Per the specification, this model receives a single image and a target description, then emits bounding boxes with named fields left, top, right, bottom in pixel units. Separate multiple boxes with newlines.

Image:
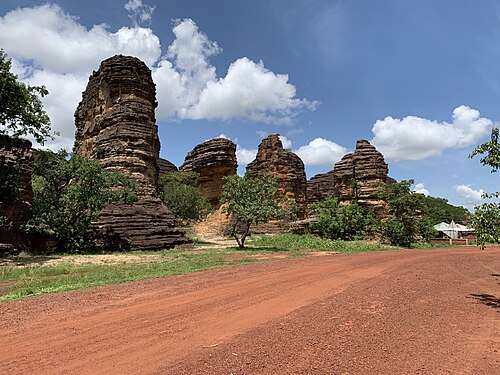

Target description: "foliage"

left=221, top=175, right=286, bottom=248
left=249, top=233, right=388, bottom=253
left=469, top=127, right=500, bottom=247
left=311, top=198, right=375, bottom=240
left=469, top=126, right=499, bottom=173
left=0, top=161, right=19, bottom=226
left=413, top=194, right=470, bottom=224
left=24, top=150, right=136, bottom=253
left=471, top=197, right=500, bottom=247
left=160, top=171, right=212, bottom=223
left=0, top=49, right=53, bottom=145
left=381, top=180, right=436, bottom=247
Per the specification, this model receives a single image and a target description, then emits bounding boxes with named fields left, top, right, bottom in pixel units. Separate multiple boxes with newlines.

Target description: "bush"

left=312, top=198, right=374, bottom=240
left=24, top=150, right=136, bottom=252
left=160, top=171, right=212, bottom=223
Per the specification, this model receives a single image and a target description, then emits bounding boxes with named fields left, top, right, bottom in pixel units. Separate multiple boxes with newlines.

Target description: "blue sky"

left=0, top=0, right=498, bottom=209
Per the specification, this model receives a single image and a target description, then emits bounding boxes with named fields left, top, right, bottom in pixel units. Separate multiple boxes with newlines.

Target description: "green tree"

left=220, top=175, right=286, bottom=248
left=381, top=180, right=436, bottom=247
left=469, top=127, right=500, bottom=248
left=312, top=198, right=375, bottom=240
left=25, top=150, right=136, bottom=252
left=469, top=126, right=499, bottom=173
left=159, top=171, right=212, bottom=223
left=413, top=194, right=470, bottom=225
left=0, top=49, right=53, bottom=145
left=0, top=161, right=19, bottom=226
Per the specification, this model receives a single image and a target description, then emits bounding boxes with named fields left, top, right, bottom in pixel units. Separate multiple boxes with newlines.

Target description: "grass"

left=248, top=233, right=389, bottom=253
left=0, top=243, right=311, bottom=302
left=0, top=247, right=263, bottom=301
left=0, top=233, right=395, bottom=302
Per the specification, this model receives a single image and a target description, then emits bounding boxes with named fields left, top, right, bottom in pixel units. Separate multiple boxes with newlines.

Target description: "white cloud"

left=236, top=147, right=257, bottom=166
left=0, top=4, right=161, bottom=73
left=185, top=57, right=318, bottom=124
left=294, top=138, right=348, bottom=167
left=0, top=5, right=315, bottom=150
left=371, top=106, right=494, bottom=161
left=279, top=135, right=293, bottom=149
left=413, top=183, right=430, bottom=196
left=454, top=185, right=484, bottom=206
left=124, top=0, right=155, bottom=27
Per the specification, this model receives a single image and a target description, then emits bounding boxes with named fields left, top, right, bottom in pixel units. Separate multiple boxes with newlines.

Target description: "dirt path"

left=1, top=247, right=499, bottom=374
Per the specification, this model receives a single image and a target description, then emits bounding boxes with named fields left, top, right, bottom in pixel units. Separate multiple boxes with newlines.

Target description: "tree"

left=381, top=180, right=436, bottom=247
left=159, top=171, right=212, bottom=223
left=469, top=126, right=499, bottom=173
left=24, top=150, right=136, bottom=252
left=413, top=194, right=470, bottom=225
left=312, top=198, right=375, bottom=240
left=469, top=127, right=500, bottom=248
left=220, top=175, right=286, bottom=248
left=0, top=49, right=53, bottom=145
left=0, top=161, right=19, bottom=226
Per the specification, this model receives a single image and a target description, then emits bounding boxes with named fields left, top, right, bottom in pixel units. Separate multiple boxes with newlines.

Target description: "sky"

left=0, top=0, right=498, bottom=210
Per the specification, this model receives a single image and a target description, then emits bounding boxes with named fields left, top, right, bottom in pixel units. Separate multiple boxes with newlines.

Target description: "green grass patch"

left=248, top=233, right=388, bottom=253
left=0, top=247, right=267, bottom=302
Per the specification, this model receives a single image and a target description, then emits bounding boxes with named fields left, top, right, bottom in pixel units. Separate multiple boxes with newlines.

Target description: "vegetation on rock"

left=24, top=150, right=136, bottom=253
left=160, top=171, right=212, bottom=223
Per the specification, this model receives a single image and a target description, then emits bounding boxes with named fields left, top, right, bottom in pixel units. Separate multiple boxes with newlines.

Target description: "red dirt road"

left=1, top=247, right=499, bottom=374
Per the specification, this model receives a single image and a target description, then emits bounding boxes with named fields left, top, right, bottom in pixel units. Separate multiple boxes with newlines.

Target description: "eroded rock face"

left=180, top=138, right=237, bottom=209
left=307, top=170, right=337, bottom=205
left=0, top=135, right=33, bottom=228
left=157, top=158, right=178, bottom=176
left=246, top=134, right=308, bottom=219
left=74, top=55, right=189, bottom=250
left=307, top=140, right=394, bottom=217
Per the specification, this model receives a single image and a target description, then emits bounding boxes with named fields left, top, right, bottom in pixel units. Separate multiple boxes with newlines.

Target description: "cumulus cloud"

left=0, top=5, right=315, bottom=150
left=279, top=135, right=293, bottom=149
left=294, top=138, right=348, bottom=167
left=371, top=106, right=494, bottom=161
left=236, top=147, right=258, bottom=165
left=124, top=0, right=155, bottom=27
left=454, top=185, right=484, bottom=206
left=0, top=4, right=161, bottom=73
left=413, top=183, right=430, bottom=196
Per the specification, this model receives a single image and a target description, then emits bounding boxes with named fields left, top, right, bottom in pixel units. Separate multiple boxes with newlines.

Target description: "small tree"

left=0, top=49, right=53, bottom=145
left=469, top=127, right=500, bottom=248
left=220, top=175, right=286, bottom=248
left=380, top=180, right=436, bottom=247
left=160, top=171, right=212, bottom=223
left=25, top=150, right=136, bottom=252
left=312, top=198, right=374, bottom=240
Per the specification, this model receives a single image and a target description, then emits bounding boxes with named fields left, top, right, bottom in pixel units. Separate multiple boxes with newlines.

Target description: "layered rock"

left=157, top=158, right=178, bottom=176
left=0, top=135, right=33, bottom=228
left=74, top=55, right=189, bottom=250
left=246, top=134, right=308, bottom=219
left=307, top=140, right=394, bottom=217
left=180, top=138, right=237, bottom=209
left=307, top=170, right=337, bottom=205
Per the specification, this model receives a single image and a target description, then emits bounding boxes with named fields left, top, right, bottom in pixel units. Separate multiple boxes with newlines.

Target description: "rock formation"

left=246, top=134, right=308, bottom=219
left=180, top=138, right=237, bottom=209
left=0, top=135, right=33, bottom=228
left=74, top=55, right=190, bottom=250
left=307, top=140, right=394, bottom=217
left=157, top=157, right=178, bottom=176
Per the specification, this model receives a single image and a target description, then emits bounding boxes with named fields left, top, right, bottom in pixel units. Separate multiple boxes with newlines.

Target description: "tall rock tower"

left=74, top=55, right=190, bottom=250
left=246, top=134, right=308, bottom=219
